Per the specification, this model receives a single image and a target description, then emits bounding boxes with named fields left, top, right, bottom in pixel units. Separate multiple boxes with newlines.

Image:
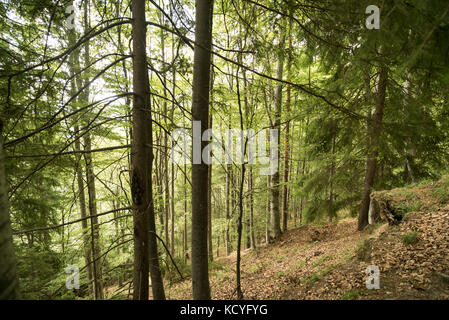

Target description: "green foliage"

left=432, top=175, right=449, bottom=204
left=308, top=274, right=319, bottom=284
left=2, top=0, right=449, bottom=300
left=402, top=232, right=419, bottom=245
left=343, top=290, right=359, bottom=300
left=319, top=264, right=337, bottom=277
left=16, top=245, right=63, bottom=299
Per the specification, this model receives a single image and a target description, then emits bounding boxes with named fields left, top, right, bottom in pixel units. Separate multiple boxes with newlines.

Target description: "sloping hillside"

left=168, top=176, right=449, bottom=300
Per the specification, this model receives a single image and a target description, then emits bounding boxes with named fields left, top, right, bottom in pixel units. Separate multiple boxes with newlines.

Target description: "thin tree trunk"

left=208, top=115, right=213, bottom=261
left=270, top=32, right=285, bottom=241
left=83, top=133, right=104, bottom=299
left=68, top=23, right=94, bottom=292
left=74, top=126, right=94, bottom=290
left=81, top=1, right=103, bottom=299
left=328, top=121, right=336, bottom=221
left=235, top=68, right=246, bottom=300
left=225, top=162, right=231, bottom=255
left=266, top=166, right=270, bottom=243
left=249, top=167, right=256, bottom=248
left=358, top=65, right=388, bottom=231
left=170, top=74, right=176, bottom=257
left=282, top=15, right=292, bottom=232
left=183, top=158, right=188, bottom=263
left=159, top=10, right=171, bottom=254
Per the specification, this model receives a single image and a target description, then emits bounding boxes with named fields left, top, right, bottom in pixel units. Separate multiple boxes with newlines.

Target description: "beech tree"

left=191, top=0, right=214, bottom=300
left=130, top=0, right=165, bottom=300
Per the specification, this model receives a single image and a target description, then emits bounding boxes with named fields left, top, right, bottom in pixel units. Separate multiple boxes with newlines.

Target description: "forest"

left=0, top=0, right=448, bottom=301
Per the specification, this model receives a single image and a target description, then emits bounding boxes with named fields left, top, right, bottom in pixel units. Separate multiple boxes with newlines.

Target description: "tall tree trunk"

left=248, top=167, right=256, bottom=248
left=81, top=0, right=103, bottom=299
left=0, top=122, right=20, bottom=299
left=68, top=23, right=94, bottom=292
left=83, top=133, right=104, bottom=299
left=225, top=163, right=231, bottom=255
left=358, top=65, right=388, bottom=231
left=281, top=24, right=292, bottom=232
left=131, top=0, right=165, bottom=300
left=74, top=126, right=94, bottom=291
left=159, top=9, right=171, bottom=254
left=183, top=158, right=188, bottom=263
left=191, top=0, right=213, bottom=300
left=170, top=64, right=176, bottom=257
left=328, top=121, right=336, bottom=221
left=270, top=33, right=285, bottom=241
left=266, top=169, right=270, bottom=243
left=235, top=64, right=247, bottom=300
left=208, top=115, right=213, bottom=261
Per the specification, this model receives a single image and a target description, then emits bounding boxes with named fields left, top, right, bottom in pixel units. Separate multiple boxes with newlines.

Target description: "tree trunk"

left=358, top=65, right=388, bottom=231
left=249, top=167, right=256, bottom=249
left=270, top=32, right=285, bottom=241
left=0, top=122, right=20, bottom=300
left=170, top=50, right=176, bottom=257
left=266, top=170, right=270, bottom=243
left=81, top=1, right=103, bottom=299
left=160, top=16, right=170, bottom=253
left=68, top=23, right=94, bottom=292
left=235, top=64, right=247, bottom=300
left=183, top=158, right=188, bottom=263
left=74, top=126, right=94, bottom=291
left=83, top=133, right=104, bottom=300
left=208, top=115, right=213, bottom=261
left=282, top=16, right=292, bottom=233
left=131, top=0, right=165, bottom=300
left=225, top=163, right=231, bottom=255
left=191, top=0, right=213, bottom=300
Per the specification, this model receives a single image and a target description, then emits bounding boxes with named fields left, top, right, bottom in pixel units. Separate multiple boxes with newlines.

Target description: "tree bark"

left=74, top=133, right=93, bottom=293
left=281, top=25, right=292, bottom=232
left=248, top=167, right=256, bottom=249
left=191, top=0, right=213, bottom=300
left=225, top=163, right=231, bottom=255
left=270, top=32, right=285, bottom=241
left=68, top=23, right=94, bottom=292
left=208, top=115, right=213, bottom=261
left=83, top=133, right=104, bottom=299
left=81, top=1, right=103, bottom=299
left=358, top=65, right=388, bottom=231
left=0, top=122, right=20, bottom=300
left=131, top=0, right=165, bottom=300
left=183, top=157, right=188, bottom=263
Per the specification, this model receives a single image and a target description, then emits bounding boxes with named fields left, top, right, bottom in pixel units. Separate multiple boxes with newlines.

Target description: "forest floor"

left=165, top=176, right=449, bottom=300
